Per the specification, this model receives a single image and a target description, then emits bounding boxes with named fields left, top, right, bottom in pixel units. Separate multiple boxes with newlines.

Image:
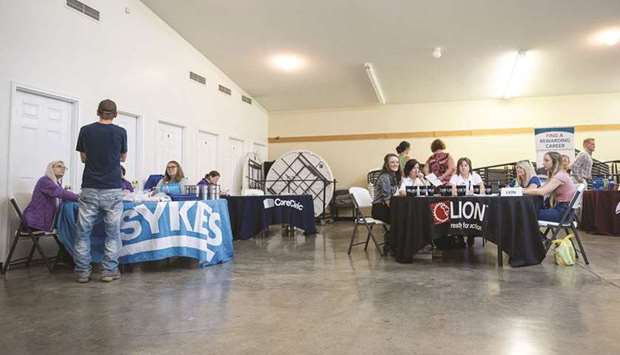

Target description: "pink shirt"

left=553, top=171, right=576, bottom=203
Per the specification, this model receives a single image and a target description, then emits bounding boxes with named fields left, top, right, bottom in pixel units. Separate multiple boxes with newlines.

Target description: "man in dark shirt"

left=74, top=99, right=127, bottom=283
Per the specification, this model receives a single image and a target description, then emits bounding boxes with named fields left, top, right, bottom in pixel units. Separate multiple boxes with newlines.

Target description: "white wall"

left=0, top=0, right=268, bottom=260
left=269, top=93, right=620, bottom=188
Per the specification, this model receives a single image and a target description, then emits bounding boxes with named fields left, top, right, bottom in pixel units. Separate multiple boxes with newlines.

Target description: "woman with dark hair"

left=524, top=151, right=576, bottom=222
left=423, top=139, right=455, bottom=184
left=120, top=165, right=134, bottom=192
left=22, top=161, right=79, bottom=232
left=449, top=157, right=484, bottom=195
left=155, top=160, right=186, bottom=194
left=197, top=170, right=221, bottom=186
left=395, top=141, right=411, bottom=172
left=448, top=157, right=485, bottom=247
left=398, top=159, right=426, bottom=195
left=372, top=154, right=401, bottom=254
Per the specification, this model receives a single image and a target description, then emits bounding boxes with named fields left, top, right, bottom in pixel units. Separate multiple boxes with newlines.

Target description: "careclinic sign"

left=534, top=127, right=575, bottom=168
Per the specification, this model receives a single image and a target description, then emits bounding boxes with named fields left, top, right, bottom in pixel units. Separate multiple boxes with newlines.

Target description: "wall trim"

left=269, top=124, right=620, bottom=143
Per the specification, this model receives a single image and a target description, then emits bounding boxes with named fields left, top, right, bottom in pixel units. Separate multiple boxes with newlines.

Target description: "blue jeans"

left=538, top=202, right=569, bottom=223
left=75, top=188, right=123, bottom=276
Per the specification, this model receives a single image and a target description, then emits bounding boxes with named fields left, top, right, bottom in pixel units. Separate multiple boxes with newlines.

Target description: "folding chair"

left=539, top=183, right=589, bottom=264
left=2, top=198, right=61, bottom=274
left=347, top=187, right=388, bottom=256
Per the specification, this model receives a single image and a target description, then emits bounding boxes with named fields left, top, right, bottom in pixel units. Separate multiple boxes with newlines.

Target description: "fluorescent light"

left=270, top=54, right=305, bottom=72
left=503, top=50, right=527, bottom=99
left=364, top=62, right=386, bottom=104
left=592, top=28, right=620, bottom=46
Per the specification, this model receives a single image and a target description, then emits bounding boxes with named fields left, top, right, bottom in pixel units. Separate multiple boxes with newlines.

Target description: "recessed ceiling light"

left=270, top=54, right=305, bottom=72
left=592, top=28, right=620, bottom=46
left=432, top=47, right=442, bottom=58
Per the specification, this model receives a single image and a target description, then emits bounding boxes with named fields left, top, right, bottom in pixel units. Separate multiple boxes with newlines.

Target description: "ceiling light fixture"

left=364, top=62, right=386, bottom=104
left=432, top=47, right=442, bottom=58
left=270, top=54, right=305, bottom=72
left=503, top=50, right=527, bottom=99
left=592, top=28, right=620, bottom=46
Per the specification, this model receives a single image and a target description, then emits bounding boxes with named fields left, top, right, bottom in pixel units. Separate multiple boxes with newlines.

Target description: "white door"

left=252, top=142, right=268, bottom=162
left=8, top=89, right=75, bottom=259
left=225, top=137, right=245, bottom=194
left=115, top=113, right=138, bottom=181
left=197, top=131, right=218, bottom=179
left=10, top=90, right=74, bottom=197
left=156, top=122, right=184, bottom=176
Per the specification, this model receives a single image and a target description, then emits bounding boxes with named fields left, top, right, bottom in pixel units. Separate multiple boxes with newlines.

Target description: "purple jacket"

left=121, top=179, right=134, bottom=192
left=23, top=176, right=79, bottom=232
left=196, top=178, right=210, bottom=186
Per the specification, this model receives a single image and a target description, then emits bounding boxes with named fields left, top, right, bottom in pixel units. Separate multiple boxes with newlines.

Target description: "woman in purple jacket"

left=22, top=161, right=79, bottom=231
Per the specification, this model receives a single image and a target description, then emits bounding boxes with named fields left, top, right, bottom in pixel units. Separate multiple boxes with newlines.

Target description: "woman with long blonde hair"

left=524, top=152, right=576, bottom=222
left=512, top=160, right=542, bottom=188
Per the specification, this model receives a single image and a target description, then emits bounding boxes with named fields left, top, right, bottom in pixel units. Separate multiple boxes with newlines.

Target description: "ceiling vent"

left=241, top=95, right=252, bottom=105
left=189, top=71, right=206, bottom=85
left=218, top=85, right=232, bottom=96
left=66, top=0, right=100, bottom=21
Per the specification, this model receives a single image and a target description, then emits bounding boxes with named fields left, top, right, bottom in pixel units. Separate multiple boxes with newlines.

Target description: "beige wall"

left=269, top=93, right=620, bottom=188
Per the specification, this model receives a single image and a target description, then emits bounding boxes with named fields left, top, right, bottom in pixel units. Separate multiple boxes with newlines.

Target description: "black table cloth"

left=224, top=195, right=317, bottom=240
left=390, top=195, right=546, bottom=267
left=581, top=191, right=620, bottom=236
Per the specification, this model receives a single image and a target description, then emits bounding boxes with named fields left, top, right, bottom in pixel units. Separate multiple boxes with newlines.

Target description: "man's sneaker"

left=76, top=274, right=91, bottom=283
left=101, top=271, right=121, bottom=282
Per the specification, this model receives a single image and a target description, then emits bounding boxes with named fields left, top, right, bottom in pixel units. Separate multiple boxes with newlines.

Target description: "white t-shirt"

left=449, top=173, right=483, bottom=192
left=399, top=177, right=425, bottom=194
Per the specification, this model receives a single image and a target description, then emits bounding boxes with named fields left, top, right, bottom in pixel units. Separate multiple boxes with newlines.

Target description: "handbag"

left=552, top=234, right=576, bottom=266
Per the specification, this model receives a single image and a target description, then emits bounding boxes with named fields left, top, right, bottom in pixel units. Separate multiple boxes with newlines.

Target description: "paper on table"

left=425, top=173, right=443, bottom=187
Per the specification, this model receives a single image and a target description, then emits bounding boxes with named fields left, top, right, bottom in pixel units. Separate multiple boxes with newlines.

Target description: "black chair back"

left=9, top=198, right=25, bottom=224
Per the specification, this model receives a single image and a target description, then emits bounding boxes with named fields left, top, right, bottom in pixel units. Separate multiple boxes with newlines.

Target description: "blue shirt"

left=512, top=176, right=542, bottom=188
left=160, top=182, right=182, bottom=195
left=76, top=122, right=127, bottom=189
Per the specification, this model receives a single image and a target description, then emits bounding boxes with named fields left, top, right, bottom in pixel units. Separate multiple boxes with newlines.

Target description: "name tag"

left=500, top=187, right=523, bottom=196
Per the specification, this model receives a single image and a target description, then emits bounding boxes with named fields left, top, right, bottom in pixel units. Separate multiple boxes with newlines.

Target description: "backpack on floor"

left=552, top=234, right=576, bottom=266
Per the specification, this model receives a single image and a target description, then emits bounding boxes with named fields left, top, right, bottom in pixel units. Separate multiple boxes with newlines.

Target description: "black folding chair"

left=347, top=187, right=387, bottom=256
left=538, top=183, right=589, bottom=264
left=2, top=198, right=61, bottom=274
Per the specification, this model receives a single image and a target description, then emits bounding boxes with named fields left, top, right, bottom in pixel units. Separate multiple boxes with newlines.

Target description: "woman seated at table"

left=197, top=170, right=220, bottom=186
left=449, top=157, right=484, bottom=195
left=399, top=159, right=426, bottom=195
left=155, top=160, right=186, bottom=195
left=120, top=165, right=134, bottom=192
left=524, top=152, right=576, bottom=222
left=511, top=160, right=542, bottom=188
left=423, top=139, right=455, bottom=185
left=372, top=154, right=401, bottom=254
left=22, top=160, right=79, bottom=232
left=448, top=158, right=484, bottom=248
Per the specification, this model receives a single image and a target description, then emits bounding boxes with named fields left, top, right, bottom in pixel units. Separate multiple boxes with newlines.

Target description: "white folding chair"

left=347, top=187, right=388, bottom=256
left=539, top=183, right=589, bottom=264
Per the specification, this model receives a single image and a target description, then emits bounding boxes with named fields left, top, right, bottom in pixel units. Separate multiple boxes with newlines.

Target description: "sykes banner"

left=430, top=200, right=489, bottom=234
left=534, top=127, right=575, bottom=168
left=119, top=200, right=234, bottom=266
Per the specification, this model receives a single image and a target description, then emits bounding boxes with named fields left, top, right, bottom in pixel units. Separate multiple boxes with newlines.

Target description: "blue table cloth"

left=224, top=195, right=317, bottom=240
left=56, top=200, right=234, bottom=267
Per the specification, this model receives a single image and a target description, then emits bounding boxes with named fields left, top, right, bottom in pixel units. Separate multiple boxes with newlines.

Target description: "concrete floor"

left=1, top=222, right=620, bottom=355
